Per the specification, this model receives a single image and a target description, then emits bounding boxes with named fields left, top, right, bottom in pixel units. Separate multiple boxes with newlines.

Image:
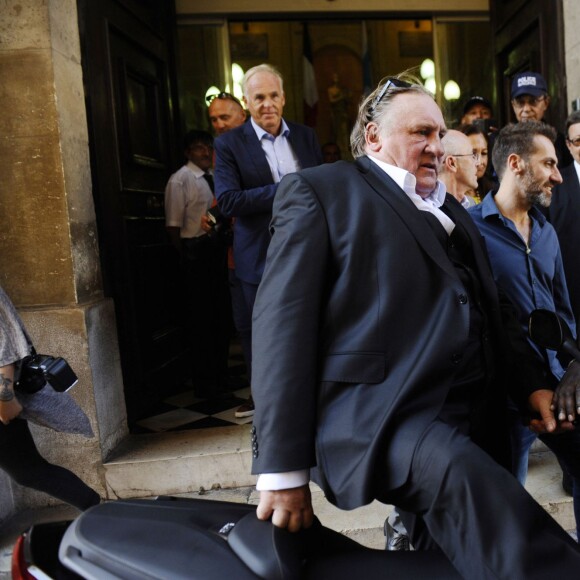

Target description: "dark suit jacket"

left=549, top=163, right=580, bottom=327
left=214, top=120, right=322, bottom=284
left=251, top=157, right=547, bottom=510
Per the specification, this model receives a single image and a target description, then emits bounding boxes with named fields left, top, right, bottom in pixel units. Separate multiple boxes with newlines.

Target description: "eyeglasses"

left=452, top=153, right=480, bottom=162
left=512, top=95, right=546, bottom=108
left=567, top=136, right=580, bottom=147
left=368, top=77, right=413, bottom=115
left=206, top=92, right=243, bottom=107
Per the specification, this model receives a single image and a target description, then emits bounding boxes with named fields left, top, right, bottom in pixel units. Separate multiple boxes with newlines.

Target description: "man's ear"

left=507, top=152, right=523, bottom=175
left=444, top=155, right=457, bottom=173
left=365, top=122, right=381, bottom=152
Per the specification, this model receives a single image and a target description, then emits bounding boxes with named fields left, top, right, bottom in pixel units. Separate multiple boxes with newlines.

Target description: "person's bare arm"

left=0, top=364, right=23, bottom=424
left=256, top=485, right=314, bottom=533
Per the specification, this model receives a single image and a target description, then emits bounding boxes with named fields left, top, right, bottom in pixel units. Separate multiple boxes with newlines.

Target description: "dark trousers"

left=0, top=418, right=100, bottom=511
left=238, top=279, right=259, bottom=381
left=229, top=269, right=252, bottom=380
left=509, top=413, right=580, bottom=538
left=182, top=239, right=231, bottom=392
left=396, top=420, right=580, bottom=579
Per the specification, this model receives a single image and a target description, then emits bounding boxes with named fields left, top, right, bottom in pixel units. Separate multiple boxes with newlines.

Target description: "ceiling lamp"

left=444, top=80, right=461, bottom=101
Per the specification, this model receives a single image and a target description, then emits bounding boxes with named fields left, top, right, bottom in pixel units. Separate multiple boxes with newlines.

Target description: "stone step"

left=102, top=426, right=574, bottom=547
left=103, top=425, right=255, bottom=498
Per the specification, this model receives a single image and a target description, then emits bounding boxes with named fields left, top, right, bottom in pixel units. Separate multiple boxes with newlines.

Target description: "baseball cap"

left=511, top=72, right=548, bottom=99
left=463, top=96, right=493, bottom=115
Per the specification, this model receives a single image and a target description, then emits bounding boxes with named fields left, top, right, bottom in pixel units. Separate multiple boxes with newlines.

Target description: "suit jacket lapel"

left=563, top=164, right=580, bottom=208
left=286, top=123, right=309, bottom=168
left=356, top=156, right=459, bottom=281
left=442, top=194, right=498, bottom=303
left=243, top=122, right=275, bottom=185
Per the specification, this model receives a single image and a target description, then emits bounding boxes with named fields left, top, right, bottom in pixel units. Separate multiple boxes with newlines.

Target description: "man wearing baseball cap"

left=461, top=95, right=494, bottom=125
left=511, top=71, right=573, bottom=167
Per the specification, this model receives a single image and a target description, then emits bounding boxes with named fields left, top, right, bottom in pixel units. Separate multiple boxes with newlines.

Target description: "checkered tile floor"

left=132, top=342, right=252, bottom=434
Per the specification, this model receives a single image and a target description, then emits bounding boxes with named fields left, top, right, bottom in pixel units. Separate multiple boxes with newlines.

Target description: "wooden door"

left=78, top=0, right=188, bottom=424
left=490, top=0, right=567, bottom=128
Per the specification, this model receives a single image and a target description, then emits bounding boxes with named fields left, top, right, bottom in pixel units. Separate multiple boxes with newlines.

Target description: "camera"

left=16, top=354, right=79, bottom=394
left=473, top=118, right=498, bottom=134
left=206, top=206, right=233, bottom=244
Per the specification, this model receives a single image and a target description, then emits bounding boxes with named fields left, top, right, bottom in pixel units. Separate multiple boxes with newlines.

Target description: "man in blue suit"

left=214, top=64, right=322, bottom=417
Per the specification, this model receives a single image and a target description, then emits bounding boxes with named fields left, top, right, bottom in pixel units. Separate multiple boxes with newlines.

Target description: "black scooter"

left=12, top=495, right=461, bottom=579
left=11, top=309, right=577, bottom=580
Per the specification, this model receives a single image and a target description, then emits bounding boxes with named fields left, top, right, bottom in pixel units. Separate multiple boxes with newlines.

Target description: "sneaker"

left=384, top=518, right=411, bottom=551
left=235, top=397, right=254, bottom=418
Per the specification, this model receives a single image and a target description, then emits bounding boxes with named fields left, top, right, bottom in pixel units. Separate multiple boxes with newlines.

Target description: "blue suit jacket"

left=214, top=120, right=322, bottom=284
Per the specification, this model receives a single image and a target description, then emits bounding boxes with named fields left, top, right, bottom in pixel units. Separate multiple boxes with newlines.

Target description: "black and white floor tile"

left=132, top=343, right=252, bottom=433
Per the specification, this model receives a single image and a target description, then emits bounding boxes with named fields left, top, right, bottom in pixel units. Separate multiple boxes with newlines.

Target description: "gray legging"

left=0, top=417, right=100, bottom=511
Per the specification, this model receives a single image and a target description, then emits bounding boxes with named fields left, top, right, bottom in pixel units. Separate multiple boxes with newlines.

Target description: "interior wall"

left=564, top=0, right=580, bottom=112
left=176, top=0, right=489, bottom=16
left=178, top=18, right=438, bottom=151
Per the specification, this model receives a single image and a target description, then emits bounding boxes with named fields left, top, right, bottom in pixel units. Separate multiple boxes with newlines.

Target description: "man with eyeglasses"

left=207, top=92, right=247, bottom=136
left=468, top=122, right=580, bottom=541
left=249, top=74, right=580, bottom=577
left=439, top=130, right=480, bottom=208
left=549, top=110, right=580, bottom=331
left=165, top=130, right=231, bottom=399
left=214, top=64, right=322, bottom=418
left=511, top=71, right=573, bottom=168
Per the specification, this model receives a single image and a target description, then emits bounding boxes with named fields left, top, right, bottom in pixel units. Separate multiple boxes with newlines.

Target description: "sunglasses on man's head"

left=369, top=77, right=413, bottom=115
left=206, top=92, right=243, bottom=107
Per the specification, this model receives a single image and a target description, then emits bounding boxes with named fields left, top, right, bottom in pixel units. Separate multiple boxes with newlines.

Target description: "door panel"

left=490, top=0, right=566, bottom=128
left=79, top=0, right=189, bottom=424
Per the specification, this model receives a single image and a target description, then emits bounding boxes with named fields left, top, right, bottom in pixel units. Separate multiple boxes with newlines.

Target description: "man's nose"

left=429, top=136, right=445, bottom=157
left=552, top=166, right=563, bottom=184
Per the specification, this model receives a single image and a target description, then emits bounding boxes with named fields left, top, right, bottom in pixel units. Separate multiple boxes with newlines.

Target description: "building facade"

left=1, top=0, right=578, bottom=522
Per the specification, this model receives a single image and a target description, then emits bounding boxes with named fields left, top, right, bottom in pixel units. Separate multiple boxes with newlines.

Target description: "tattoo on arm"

left=0, top=373, right=15, bottom=402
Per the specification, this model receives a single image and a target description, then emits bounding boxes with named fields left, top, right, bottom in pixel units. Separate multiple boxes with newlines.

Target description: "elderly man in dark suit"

left=250, top=75, right=580, bottom=578
left=550, top=110, right=580, bottom=330
left=214, top=63, right=322, bottom=417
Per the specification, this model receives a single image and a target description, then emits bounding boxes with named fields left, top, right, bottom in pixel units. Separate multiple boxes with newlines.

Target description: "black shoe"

left=384, top=518, right=410, bottom=551
left=234, top=396, right=254, bottom=418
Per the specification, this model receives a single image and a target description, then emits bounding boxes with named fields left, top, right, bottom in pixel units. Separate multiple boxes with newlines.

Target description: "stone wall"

left=0, top=0, right=127, bottom=523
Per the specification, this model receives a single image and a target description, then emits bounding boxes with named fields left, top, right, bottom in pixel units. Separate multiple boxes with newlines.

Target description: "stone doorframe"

left=0, top=0, right=126, bottom=521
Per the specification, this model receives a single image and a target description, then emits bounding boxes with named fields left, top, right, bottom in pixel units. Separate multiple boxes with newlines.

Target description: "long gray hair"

left=350, top=72, right=434, bottom=158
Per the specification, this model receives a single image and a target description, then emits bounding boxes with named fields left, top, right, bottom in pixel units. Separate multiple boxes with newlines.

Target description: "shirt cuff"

left=256, top=470, right=309, bottom=491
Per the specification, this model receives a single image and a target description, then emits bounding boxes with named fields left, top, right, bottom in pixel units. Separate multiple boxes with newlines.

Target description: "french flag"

left=303, top=23, right=318, bottom=127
